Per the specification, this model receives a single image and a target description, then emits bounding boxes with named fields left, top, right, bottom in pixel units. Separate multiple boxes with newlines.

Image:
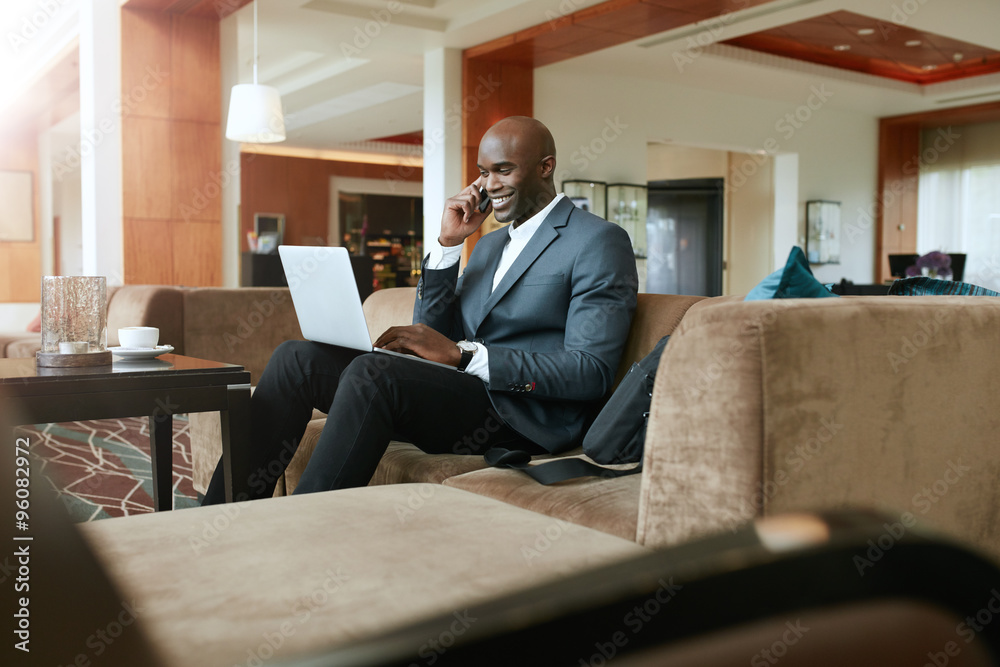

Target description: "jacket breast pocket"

left=522, top=273, right=565, bottom=286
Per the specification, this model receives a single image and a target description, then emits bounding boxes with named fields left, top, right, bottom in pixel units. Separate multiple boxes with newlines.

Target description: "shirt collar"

left=508, top=193, right=565, bottom=241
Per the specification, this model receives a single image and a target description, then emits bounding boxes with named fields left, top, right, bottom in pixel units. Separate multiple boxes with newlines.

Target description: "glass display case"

left=806, top=200, right=841, bottom=264
left=607, top=183, right=648, bottom=259
left=561, top=180, right=606, bottom=220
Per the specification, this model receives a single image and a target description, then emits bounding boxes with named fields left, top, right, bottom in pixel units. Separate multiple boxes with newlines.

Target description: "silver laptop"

left=278, top=245, right=455, bottom=370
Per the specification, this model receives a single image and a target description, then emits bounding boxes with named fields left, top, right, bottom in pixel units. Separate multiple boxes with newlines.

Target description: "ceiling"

left=3, top=0, right=1000, bottom=151
left=237, top=0, right=1000, bottom=150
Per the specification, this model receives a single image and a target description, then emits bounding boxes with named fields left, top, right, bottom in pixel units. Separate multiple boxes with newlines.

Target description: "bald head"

left=477, top=116, right=558, bottom=226
left=482, top=116, right=556, bottom=162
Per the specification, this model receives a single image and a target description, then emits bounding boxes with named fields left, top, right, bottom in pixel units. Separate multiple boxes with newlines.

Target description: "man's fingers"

left=373, top=325, right=402, bottom=349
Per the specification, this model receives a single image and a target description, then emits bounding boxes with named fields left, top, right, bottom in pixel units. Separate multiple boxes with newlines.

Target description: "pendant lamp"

left=225, top=0, right=286, bottom=143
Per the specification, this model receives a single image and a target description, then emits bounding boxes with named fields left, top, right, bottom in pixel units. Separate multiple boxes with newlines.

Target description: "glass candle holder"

left=37, top=276, right=112, bottom=367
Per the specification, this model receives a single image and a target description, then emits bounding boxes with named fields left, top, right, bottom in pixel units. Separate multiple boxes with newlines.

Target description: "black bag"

left=484, top=335, right=670, bottom=484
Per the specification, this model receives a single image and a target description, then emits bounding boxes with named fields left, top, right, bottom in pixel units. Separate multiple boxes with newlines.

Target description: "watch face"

left=457, top=341, right=477, bottom=353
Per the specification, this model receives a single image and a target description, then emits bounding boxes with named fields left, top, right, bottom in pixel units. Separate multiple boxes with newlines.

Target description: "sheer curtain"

left=918, top=122, right=1000, bottom=291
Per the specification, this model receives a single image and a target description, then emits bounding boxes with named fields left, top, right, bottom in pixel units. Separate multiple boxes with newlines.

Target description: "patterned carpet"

left=18, top=416, right=201, bottom=522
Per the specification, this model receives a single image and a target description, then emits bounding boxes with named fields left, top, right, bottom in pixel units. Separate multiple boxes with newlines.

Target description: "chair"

left=888, top=253, right=920, bottom=278
left=889, top=253, right=967, bottom=282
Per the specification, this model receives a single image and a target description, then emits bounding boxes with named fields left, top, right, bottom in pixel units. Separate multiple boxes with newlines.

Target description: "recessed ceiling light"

left=906, top=40, right=922, bottom=47
left=857, top=28, right=875, bottom=36
left=953, top=52, right=964, bottom=62
left=833, top=44, right=851, bottom=51
left=922, top=64, right=937, bottom=70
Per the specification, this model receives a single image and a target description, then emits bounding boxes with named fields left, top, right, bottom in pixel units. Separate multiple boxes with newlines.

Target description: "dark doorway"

left=646, top=178, right=724, bottom=297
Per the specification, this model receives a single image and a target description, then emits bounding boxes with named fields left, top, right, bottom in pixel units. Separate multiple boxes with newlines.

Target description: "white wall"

left=535, top=67, right=880, bottom=289
left=54, top=169, right=83, bottom=277
left=220, top=11, right=241, bottom=287
left=647, top=144, right=726, bottom=181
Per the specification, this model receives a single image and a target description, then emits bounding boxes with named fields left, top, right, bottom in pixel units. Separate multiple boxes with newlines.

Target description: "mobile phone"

left=477, top=187, right=491, bottom=213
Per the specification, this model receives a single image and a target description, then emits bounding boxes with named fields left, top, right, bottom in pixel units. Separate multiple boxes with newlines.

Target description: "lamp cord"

left=252, top=0, right=258, bottom=85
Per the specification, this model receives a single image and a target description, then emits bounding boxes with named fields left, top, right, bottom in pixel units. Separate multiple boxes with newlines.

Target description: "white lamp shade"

left=226, top=83, right=286, bottom=143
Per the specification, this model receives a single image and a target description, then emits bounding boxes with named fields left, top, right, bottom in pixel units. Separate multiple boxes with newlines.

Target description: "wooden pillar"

left=0, top=130, right=42, bottom=301
left=875, top=120, right=920, bottom=282
left=460, top=56, right=533, bottom=256
left=121, top=8, right=222, bottom=285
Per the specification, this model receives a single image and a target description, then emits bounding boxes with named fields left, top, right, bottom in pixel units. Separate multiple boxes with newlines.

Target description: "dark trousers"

left=202, top=340, right=535, bottom=504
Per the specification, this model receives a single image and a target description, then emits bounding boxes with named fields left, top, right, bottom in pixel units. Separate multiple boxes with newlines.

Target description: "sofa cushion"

left=80, top=485, right=646, bottom=667
left=282, top=419, right=491, bottom=492
left=1, top=333, right=40, bottom=358
left=745, top=246, right=838, bottom=301
left=444, top=454, right=642, bottom=541
left=888, top=276, right=1000, bottom=296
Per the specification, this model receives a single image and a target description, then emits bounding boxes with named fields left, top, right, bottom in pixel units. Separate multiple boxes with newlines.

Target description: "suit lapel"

left=472, top=197, right=573, bottom=333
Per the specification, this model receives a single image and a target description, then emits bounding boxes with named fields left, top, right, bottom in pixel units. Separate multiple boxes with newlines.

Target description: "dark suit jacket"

left=413, top=196, right=638, bottom=453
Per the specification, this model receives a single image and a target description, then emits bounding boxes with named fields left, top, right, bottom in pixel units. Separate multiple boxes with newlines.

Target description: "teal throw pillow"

left=888, top=276, right=1000, bottom=297
left=745, top=247, right=839, bottom=301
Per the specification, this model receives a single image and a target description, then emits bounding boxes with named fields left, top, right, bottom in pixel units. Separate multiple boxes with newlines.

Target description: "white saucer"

left=109, top=345, right=174, bottom=360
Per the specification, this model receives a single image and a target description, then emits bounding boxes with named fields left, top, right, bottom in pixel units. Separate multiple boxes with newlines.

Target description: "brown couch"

left=69, top=288, right=1000, bottom=667
left=188, top=287, right=705, bottom=519
left=190, top=288, right=1000, bottom=558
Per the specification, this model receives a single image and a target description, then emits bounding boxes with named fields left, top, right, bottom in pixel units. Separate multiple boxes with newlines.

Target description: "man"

left=202, top=116, right=637, bottom=504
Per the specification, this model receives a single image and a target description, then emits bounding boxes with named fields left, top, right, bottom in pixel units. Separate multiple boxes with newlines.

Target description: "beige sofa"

left=194, top=288, right=1000, bottom=556
left=68, top=288, right=1000, bottom=666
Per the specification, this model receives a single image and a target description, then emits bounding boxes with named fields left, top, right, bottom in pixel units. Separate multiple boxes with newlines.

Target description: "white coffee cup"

left=118, top=326, right=159, bottom=349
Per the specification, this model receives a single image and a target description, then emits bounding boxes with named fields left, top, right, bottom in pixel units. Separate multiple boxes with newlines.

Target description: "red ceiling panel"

left=467, top=0, right=778, bottom=69
left=723, top=10, right=1000, bottom=85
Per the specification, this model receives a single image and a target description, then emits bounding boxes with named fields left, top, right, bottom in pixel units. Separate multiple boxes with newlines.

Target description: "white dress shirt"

left=426, top=193, right=566, bottom=383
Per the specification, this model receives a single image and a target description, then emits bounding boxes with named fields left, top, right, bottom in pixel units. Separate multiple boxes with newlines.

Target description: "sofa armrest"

left=638, top=296, right=1000, bottom=561
left=362, top=287, right=417, bottom=339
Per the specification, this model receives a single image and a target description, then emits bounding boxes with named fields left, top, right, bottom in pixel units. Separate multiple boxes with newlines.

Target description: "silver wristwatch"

left=456, top=340, right=477, bottom=372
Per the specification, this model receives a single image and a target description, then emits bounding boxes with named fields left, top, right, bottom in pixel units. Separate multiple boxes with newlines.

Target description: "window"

left=917, top=121, right=1000, bottom=290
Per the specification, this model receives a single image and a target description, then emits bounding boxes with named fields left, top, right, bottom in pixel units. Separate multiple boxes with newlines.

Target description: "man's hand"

left=439, top=181, right=491, bottom=248
left=374, top=324, right=463, bottom=367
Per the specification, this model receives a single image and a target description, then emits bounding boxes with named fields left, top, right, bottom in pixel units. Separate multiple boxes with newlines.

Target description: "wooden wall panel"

left=121, top=8, right=172, bottom=119
left=239, top=153, right=423, bottom=253
left=0, top=130, right=42, bottom=302
left=173, top=220, right=221, bottom=285
left=285, top=158, right=332, bottom=246
left=460, top=57, right=533, bottom=254
left=8, top=244, right=41, bottom=300
left=170, top=14, right=220, bottom=122
left=124, top=218, right=173, bottom=284
left=171, top=120, right=222, bottom=221
left=122, top=7, right=222, bottom=285
left=0, top=247, right=12, bottom=301
left=123, top=117, right=172, bottom=219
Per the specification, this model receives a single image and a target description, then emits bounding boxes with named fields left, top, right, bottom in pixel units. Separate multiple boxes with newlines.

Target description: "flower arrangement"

left=906, top=251, right=953, bottom=279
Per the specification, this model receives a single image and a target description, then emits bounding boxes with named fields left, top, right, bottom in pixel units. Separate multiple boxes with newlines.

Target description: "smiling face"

left=477, top=117, right=557, bottom=227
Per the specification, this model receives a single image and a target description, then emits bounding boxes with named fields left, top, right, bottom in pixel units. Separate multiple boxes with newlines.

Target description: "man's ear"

left=538, top=155, right=556, bottom=179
